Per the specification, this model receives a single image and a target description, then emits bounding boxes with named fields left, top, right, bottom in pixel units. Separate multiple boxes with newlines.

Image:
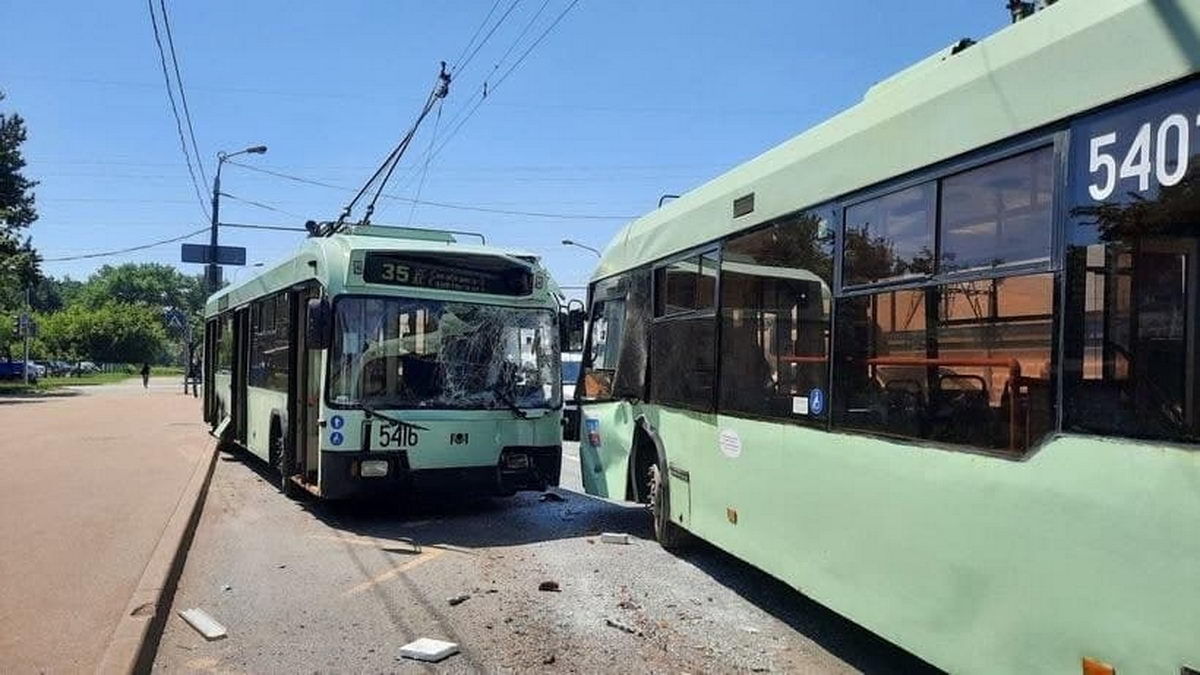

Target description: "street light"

left=209, top=145, right=268, bottom=292
left=562, top=239, right=601, bottom=258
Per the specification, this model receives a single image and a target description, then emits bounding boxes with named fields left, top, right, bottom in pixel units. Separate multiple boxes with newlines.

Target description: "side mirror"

left=306, top=297, right=332, bottom=350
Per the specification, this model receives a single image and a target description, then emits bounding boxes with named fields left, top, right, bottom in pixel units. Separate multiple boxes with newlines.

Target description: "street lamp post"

left=561, top=239, right=601, bottom=258
left=209, top=145, right=268, bottom=292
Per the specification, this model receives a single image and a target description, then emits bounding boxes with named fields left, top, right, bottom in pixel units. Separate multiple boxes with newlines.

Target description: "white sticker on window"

left=718, top=428, right=742, bottom=458
left=792, top=396, right=809, bottom=415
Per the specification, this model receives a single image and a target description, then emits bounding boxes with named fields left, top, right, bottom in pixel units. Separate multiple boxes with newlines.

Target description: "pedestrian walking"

left=140, top=362, right=151, bottom=389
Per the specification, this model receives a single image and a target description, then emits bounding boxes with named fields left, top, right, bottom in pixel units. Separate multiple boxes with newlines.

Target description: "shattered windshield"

left=328, top=297, right=560, bottom=410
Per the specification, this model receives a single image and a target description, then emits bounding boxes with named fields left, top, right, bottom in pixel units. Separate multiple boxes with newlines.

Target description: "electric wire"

left=146, top=0, right=209, bottom=219
left=226, top=159, right=634, bottom=220
left=454, top=0, right=523, bottom=78
left=42, top=226, right=209, bottom=262
left=451, top=0, right=503, bottom=71
left=404, top=100, right=444, bottom=226
left=394, top=0, right=581, bottom=195
left=157, top=0, right=209, bottom=189
left=218, top=192, right=307, bottom=219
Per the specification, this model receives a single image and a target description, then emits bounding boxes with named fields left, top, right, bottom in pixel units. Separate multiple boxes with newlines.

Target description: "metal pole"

left=22, top=286, right=30, bottom=385
left=208, top=156, right=223, bottom=293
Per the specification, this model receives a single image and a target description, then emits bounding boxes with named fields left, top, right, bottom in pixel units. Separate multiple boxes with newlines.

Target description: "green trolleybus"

left=576, top=2, right=1200, bottom=673
left=203, top=225, right=566, bottom=499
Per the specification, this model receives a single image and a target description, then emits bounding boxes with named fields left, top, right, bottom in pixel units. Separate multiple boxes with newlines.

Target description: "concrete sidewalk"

left=0, top=377, right=212, bottom=673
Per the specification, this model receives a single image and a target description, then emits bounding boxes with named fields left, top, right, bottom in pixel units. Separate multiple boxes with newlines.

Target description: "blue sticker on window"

left=330, top=415, right=344, bottom=430
left=330, top=431, right=344, bottom=446
left=809, top=388, right=825, bottom=415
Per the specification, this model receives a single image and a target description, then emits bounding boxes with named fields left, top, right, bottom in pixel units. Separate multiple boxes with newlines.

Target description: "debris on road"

left=538, top=492, right=566, bottom=502
left=221, top=584, right=232, bottom=592
left=543, top=654, right=557, bottom=664
left=538, top=580, right=561, bottom=592
left=178, top=608, right=227, bottom=641
left=399, top=637, right=459, bottom=663
left=447, top=593, right=471, bottom=606
left=741, top=625, right=760, bottom=634
left=600, top=532, right=631, bottom=545
left=604, top=617, right=643, bottom=636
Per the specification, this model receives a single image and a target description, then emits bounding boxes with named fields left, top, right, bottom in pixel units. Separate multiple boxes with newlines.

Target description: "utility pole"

left=208, top=145, right=268, bottom=293
left=22, top=285, right=30, bottom=386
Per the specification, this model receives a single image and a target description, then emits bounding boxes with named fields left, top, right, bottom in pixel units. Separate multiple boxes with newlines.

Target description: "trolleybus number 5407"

left=1088, top=111, right=1198, bottom=200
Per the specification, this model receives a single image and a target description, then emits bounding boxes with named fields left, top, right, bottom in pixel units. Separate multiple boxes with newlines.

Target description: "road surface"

left=0, top=377, right=210, bottom=673
left=154, top=441, right=937, bottom=672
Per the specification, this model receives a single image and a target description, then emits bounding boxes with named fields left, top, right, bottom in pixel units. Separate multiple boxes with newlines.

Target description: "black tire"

left=272, top=424, right=304, bottom=500
left=647, top=462, right=688, bottom=550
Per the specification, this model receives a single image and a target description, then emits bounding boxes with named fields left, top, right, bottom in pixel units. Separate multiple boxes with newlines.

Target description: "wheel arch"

left=626, top=415, right=665, bottom=504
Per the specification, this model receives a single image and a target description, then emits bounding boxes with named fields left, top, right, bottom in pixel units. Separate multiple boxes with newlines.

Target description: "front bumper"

left=319, top=445, right=562, bottom=499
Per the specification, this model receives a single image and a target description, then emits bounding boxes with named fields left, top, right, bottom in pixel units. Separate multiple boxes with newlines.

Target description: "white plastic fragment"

left=399, top=637, right=459, bottom=663
left=600, top=532, right=631, bottom=545
left=178, top=608, right=227, bottom=640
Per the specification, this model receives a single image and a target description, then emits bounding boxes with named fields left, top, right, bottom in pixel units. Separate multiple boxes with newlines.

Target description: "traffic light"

left=10, top=314, right=20, bottom=336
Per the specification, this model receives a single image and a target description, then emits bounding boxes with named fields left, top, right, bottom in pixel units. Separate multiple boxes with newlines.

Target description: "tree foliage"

left=0, top=91, right=40, bottom=306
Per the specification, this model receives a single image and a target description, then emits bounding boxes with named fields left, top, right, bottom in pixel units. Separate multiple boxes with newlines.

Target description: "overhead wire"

left=218, top=192, right=307, bottom=219
left=404, top=100, right=445, bottom=226
left=226, top=158, right=638, bottom=219
left=392, top=0, right=581, bottom=196
left=146, top=0, right=209, bottom=219
left=453, top=0, right=523, bottom=78
left=451, top=0, right=504, bottom=71
left=157, top=0, right=209, bottom=189
left=42, top=226, right=209, bottom=262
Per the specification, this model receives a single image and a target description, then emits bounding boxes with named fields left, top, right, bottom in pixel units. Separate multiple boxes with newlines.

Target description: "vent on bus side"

left=733, top=193, right=755, bottom=218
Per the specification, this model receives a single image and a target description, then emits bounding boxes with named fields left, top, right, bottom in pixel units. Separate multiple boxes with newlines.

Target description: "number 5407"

left=1088, top=113, right=1195, bottom=201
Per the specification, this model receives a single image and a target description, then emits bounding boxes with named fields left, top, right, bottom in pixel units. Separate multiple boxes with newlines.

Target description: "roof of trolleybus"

left=204, top=225, right=558, bottom=317
left=592, top=0, right=1200, bottom=280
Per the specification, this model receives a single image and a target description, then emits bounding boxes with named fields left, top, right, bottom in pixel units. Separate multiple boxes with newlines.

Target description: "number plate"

left=371, top=421, right=422, bottom=449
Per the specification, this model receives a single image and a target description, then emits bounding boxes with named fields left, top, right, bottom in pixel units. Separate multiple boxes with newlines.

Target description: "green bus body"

left=204, top=225, right=563, bottom=499
left=579, top=2, right=1200, bottom=673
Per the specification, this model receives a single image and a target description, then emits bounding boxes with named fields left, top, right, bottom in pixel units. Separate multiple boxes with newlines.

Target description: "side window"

left=650, top=248, right=719, bottom=412
left=719, top=210, right=833, bottom=422
left=248, top=292, right=291, bottom=392
left=581, top=277, right=626, bottom=401
left=1063, top=79, right=1200, bottom=442
left=939, top=146, right=1053, bottom=273
left=655, top=251, right=718, bottom=316
left=843, top=183, right=936, bottom=286
left=832, top=274, right=1055, bottom=454
left=217, top=314, right=233, bottom=373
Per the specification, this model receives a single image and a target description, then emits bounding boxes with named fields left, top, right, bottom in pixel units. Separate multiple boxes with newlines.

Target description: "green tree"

left=0, top=91, right=40, bottom=309
left=37, top=303, right=167, bottom=364
left=78, top=263, right=206, bottom=314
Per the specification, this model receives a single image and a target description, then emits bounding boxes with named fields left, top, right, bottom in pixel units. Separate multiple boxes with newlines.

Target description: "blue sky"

left=2, top=1, right=1009, bottom=295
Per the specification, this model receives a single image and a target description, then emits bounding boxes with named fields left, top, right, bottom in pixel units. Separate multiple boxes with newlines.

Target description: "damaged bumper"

left=319, top=445, right=562, bottom=499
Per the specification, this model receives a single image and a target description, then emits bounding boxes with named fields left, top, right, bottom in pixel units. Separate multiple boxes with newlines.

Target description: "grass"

left=0, top=371, right=135, bottom=396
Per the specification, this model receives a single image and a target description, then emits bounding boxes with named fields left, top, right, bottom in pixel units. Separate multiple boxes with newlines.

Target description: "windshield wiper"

left=359, top=401, right=410, bottom=426
left=493, top=386, right=529, bottom=419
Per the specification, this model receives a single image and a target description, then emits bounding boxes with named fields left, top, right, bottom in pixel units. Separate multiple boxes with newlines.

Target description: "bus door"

left=290, top=286, right=323, bottom=484
left=231, top=306, right=250, bottom=445
left=1133, top=237, right=1198, bottom=431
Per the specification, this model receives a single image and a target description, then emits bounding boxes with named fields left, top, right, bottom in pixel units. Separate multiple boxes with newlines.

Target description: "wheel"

left=647, top=462, right=688, bottom=550
left=272, top=425, right=304, bottom=500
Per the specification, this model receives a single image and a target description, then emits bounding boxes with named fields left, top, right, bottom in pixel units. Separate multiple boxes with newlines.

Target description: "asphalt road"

left=0, top=378, right=210, bottom=673
left=154, top=442, right=938, bottom=673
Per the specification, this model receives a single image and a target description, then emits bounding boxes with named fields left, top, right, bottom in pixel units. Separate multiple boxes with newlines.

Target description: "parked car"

left=72, top=361, right=100, bottom=376
left=0, top=360, right=38, bottom=383
left=561, top=351, right=582, bottom=441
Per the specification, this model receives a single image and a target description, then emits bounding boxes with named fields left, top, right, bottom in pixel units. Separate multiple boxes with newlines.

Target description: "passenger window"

left=719, top=210, right=833, bottom=421
left=939, top=146, right=1053, bottom=273
left=1063, top=81, right=1200, bottom=442
left=833, top=273, right=1055, bottom=454
left=843, top=183, right=936, bottom=286
left=655, top=251, right=718, bottom=316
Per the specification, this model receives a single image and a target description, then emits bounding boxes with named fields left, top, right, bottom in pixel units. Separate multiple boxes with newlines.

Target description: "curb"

left=95, top=439, right=220, bottom=675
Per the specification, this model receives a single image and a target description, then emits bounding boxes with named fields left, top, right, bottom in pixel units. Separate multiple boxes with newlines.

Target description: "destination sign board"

left=362, top=252, right=532, bottom=296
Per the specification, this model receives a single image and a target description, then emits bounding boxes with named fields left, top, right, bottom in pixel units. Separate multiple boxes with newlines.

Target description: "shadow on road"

left=0, top=389, right=81, bottom=404
left=217, top=445, right=939, bottom=673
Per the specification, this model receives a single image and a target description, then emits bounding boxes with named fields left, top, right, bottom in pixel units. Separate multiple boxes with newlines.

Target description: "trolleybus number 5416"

left=1088, top=111, right=1198, bottom=200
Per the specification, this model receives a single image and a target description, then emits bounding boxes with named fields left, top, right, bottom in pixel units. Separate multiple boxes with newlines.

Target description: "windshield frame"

left=323, top=293, right=562, bottom=413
